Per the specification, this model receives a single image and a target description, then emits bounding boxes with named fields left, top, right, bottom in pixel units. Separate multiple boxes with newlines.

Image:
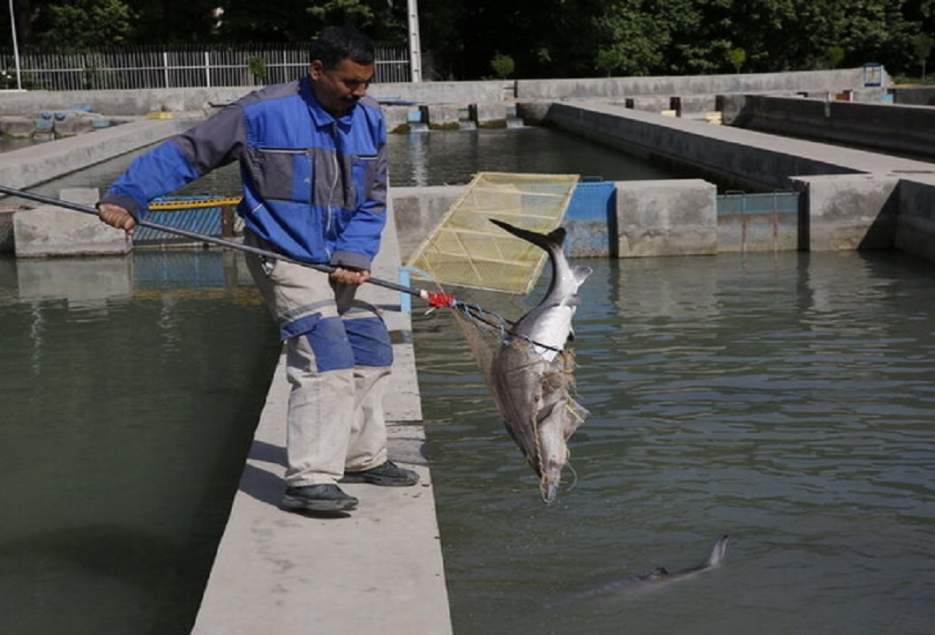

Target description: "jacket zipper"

left=256, top=147, right=307, bottom=154
left=327, top=123, right=339, bottom=237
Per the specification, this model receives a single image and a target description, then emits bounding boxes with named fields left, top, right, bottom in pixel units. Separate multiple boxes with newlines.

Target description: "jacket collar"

left=300, top=75, right=355, bottom=129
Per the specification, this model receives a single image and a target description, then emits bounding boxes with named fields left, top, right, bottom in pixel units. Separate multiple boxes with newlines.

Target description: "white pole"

left=8, top=0, right=22, bottom=90
left=406, top=0, right=422, bottom=82
left=204, top=51, right=210, bottom=87
left=163, top=50, right=169, bottom=88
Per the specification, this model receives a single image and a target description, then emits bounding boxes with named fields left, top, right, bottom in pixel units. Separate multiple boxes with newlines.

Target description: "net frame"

left=406, top=171, right=579, bottom=295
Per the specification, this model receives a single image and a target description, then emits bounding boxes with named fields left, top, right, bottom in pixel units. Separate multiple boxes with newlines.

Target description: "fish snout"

left=539, top=465, right=563, bottom=504
left=540, top=481, right=559, bottom=505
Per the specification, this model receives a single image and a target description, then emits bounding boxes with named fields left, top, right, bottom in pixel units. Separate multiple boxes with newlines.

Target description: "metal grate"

left=133, top=199, right=224, bottom=243
left=717, top=191, right=799, bottom=216
left=0, top=44, right=410, bottom=91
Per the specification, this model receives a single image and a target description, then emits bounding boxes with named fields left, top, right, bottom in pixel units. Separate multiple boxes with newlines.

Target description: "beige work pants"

left=245, top=232, right=391, bottom=487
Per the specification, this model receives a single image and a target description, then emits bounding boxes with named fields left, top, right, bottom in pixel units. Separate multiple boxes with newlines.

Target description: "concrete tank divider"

left=0, top=117, right=191, bottom=191
left=545, top=101, right=859, bottom=191
left=0, top=207, right=17, bottom=252
left=616, top=179, right=717, bottom=257
left=391, top=179, right=719, bottom=261
left=894, top=175, right=935, bottom=262
left=422, top=104, right=460, bottom=129
left=731, top=95, right=935, bottom=159
left=0, top=115, right=37, bottom=137
left=471, top=103, right=507, bottom=127
left=13, top=187, right=131, bottom=257
left=516, top=67, right=878, bottom=101
left=790, top=173, right=900, bottom=252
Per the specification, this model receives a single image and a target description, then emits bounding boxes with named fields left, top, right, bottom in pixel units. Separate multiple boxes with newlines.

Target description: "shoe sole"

left=339, top=475, right=419, bottom=487
left=280, top=495, right=358, bottom=512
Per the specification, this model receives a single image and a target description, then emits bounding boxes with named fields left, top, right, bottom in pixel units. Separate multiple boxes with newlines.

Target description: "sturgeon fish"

left=488, top=218, right=591, bottom=504
left=548, top=535, right=730, bottom=607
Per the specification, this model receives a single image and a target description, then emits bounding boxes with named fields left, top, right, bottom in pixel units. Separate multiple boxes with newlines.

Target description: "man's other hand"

left=97, top=203, right=137, bottom=233
left=330, top=267, right=371, bottom=286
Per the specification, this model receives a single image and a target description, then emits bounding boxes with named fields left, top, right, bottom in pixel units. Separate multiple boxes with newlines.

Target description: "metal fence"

left=0, top=44, right=410, bottom=91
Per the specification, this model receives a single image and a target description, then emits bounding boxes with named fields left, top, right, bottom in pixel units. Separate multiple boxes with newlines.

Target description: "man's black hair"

left=310, top=26, right=375, bottom=69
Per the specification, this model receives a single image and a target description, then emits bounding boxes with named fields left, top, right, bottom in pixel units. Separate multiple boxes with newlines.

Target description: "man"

left=98, top=26, right=418, bottom=514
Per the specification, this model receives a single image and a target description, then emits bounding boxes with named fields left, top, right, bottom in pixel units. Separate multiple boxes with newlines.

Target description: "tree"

left=728, top=47, right=746, bottom=73
left=214, top=0, right=405, bottom=46
left=490, top=53, right=515, bottom=78
left=45, top=0, right=134, bottom=49
left=912, top=32, right=934, bottom=78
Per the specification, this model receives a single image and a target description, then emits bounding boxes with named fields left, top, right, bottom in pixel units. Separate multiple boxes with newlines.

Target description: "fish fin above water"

left=490, top=218, right=566, bottom=249
left=706, top=534, right=729, bottom=568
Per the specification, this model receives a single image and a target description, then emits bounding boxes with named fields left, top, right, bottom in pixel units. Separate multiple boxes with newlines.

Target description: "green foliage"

left=4, top=0, right=935, bottom=80
left=912, top=32, right=935, bottom=63
left=306, top=0, right=375, bottom=26
left=911, top=32, right=934, bottom=78
left=820, top=45, right=846, bottom=69
left=490, top=53, right=515, bottom=79
left=248, top=56, right=268, bottom=82
left=45, top=0, right=134, bottom=49
left=728, top=47, right=746, bottom=73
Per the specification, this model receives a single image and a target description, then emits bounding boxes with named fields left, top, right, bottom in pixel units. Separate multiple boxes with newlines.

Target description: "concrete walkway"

left=0, top=117, right=191, bottom=191
left=546, top=100, right=935, bottom=191
left=192, top=205, right=452, bottom=634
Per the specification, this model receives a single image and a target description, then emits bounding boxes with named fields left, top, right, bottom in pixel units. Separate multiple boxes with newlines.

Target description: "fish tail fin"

left=706, top=534, right=729, bottom=568
left=490, top=218, right=566, bottom=250
left=573, top=265, right=592, bottom=286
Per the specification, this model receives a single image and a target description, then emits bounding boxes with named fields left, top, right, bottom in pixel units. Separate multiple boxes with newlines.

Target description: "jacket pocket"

left=351, top=154, right=379, bottom=209
left=249, top=147, right=313, bottom=202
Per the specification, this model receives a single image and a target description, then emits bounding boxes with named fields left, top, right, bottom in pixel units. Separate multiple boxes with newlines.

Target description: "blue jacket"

left=102, top=76, right=388, bottom=270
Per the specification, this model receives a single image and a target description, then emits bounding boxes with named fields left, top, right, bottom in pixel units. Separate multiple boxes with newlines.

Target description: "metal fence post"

left=163, top=51, right=169, bottom=88
left=204, top=51, right=210, bottom=87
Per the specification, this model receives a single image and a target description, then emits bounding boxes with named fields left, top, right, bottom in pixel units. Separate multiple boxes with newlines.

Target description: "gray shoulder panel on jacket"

left=173, top=105, right=246, bottom=175
left=236, top=80, right=302, bottom=108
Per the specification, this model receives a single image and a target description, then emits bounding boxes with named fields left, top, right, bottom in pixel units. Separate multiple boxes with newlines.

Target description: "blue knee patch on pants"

left=343, top=316, right=394, bottom=367
left=296, top=315, right=355, bottom=372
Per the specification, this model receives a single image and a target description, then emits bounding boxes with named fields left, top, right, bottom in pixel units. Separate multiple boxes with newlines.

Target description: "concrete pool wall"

left=0, top=67, right=883, bottom=133
left=723, top=94, right=935, bottom=159
left=531, top=101, right=935, bottom=263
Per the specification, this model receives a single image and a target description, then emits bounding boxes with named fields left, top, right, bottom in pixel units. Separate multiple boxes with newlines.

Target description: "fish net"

left=407, top=172, right=586, bottom=500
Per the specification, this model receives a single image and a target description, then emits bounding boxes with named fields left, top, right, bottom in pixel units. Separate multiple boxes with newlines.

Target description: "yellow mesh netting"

left=406, top=172, right=579, bottom=294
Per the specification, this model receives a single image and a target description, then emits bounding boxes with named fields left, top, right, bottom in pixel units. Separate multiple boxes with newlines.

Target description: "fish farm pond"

left=416, top=250, right=935, bottom=634
left=2, top=248, right=934, bottom=633
left=1, top=126, right=934, bottom=633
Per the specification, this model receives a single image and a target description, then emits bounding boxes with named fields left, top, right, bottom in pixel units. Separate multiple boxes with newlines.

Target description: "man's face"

left=308, top=58, right=374, bottom=117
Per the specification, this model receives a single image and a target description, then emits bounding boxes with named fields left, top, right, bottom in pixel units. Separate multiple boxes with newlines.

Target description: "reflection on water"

left=385, top=127, right=683, bottom=186
left=416, top=250, right=935, bottom=635
left=0, top=253, right=279, bottom=634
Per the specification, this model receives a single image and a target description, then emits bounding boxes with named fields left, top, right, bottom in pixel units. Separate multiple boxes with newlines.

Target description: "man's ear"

left=308, top=60, right=324, bottom=80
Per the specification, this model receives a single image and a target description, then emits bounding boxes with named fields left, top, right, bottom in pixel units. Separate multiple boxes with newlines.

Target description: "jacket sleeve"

left=330, top=116, right=388, bottom=270
left=100, top=105, right=246, bottom=220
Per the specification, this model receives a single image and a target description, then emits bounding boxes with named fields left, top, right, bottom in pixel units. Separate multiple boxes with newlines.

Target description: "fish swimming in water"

left=488, top=218, right=591, bottom=504
left=547, top=535, right=730, bottom=607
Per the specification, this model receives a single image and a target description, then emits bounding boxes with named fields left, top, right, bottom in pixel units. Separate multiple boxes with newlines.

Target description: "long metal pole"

left=8, top=0, right=22, bottom=90
left=0, top=185, right=536, bottom=343
left=406, top=0, right=422, bottom=82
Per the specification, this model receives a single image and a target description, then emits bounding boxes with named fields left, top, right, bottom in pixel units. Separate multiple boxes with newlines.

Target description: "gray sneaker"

left=340, top=461, right=419, bottom=486
left=280, top=484, right=359, bottom=512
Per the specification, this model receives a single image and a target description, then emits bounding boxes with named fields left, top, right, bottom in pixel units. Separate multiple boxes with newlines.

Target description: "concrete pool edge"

left=0, top=117, right=193, bottom=191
